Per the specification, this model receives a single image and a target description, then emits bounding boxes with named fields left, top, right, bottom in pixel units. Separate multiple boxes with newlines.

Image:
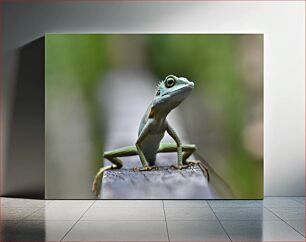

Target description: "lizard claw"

left=186, top=160, right=200, bottom=166
left=139, top=165, right=158, bottom=171
left=171, top=164, right=190, bottom=170
left=132, top=167, right=140, bottom=171
left=186, top=160, right=210, bottom=182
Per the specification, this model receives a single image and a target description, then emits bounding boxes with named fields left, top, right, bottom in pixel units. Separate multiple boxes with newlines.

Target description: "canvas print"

left=45, top=34, right=263, bottom=199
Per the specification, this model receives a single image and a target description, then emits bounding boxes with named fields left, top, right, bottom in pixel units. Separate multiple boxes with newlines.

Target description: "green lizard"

left=92, top=75, right=209, bottom=195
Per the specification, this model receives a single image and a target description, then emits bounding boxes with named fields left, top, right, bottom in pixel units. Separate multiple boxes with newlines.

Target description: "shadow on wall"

left=4, top=37, right=45, bottom=199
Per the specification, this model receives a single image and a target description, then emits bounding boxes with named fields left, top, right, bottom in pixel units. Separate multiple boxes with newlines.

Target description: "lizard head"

left=152, top=75, right=194, bottom=112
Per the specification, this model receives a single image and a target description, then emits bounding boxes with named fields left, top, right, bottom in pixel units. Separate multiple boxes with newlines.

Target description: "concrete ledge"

left=100, top=164, right=214, bottom=199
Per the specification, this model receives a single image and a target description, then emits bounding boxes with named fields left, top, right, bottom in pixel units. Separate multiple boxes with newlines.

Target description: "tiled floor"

left=0, top=197, right=304, bottom=241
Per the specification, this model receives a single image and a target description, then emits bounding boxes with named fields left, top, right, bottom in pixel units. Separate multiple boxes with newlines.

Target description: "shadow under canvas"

left=4, top=37, right=45, bottom=199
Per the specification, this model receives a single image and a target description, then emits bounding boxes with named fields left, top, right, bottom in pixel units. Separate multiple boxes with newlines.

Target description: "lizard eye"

left=156, top=89, right=160, bottom=96
left=165, top=78, right=176, bottom=88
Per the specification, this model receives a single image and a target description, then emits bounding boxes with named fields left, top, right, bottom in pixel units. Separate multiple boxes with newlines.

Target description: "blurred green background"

left=45, top=34, right=263, bottom=199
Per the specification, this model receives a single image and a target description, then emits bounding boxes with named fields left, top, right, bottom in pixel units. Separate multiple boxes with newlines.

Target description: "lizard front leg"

left=166, top=123, right=189, bottom=169
left=136, top=121, right=158, bottom=171
left=136, top=142, right=158, bottom=171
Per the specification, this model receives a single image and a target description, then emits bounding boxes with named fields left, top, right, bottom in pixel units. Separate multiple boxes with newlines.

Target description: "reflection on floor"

left=0, top=197, right=304, bottom=241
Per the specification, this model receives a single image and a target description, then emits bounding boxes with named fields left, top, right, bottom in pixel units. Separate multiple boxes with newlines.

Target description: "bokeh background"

left=45, top=34, right=263, bottom=199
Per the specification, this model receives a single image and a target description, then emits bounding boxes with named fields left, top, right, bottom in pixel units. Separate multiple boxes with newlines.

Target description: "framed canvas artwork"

left=45, top=34, right=263, bottom=199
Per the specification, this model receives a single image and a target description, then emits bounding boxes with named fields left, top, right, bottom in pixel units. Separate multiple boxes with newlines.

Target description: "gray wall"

left=3, top=1, right=305, bottom=197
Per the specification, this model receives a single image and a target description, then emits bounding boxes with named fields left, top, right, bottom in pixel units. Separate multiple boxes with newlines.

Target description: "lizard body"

left=92, top=75, right=209, bottom=195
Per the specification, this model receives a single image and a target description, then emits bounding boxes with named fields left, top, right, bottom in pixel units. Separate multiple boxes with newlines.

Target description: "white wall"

left=3, top=1, right=305, bottom=196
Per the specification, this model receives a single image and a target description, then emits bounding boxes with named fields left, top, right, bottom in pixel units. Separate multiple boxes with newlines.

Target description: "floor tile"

left=167, top=220, right=230, bottom=241
left=165, top=207, right=217, bottom=221
left=26, top=207, right=87, bottom=220
left=286, top=220, right=305, bottom=236
left=0, top=207, right=39, bottom=220
left=221, top=220, right=305, bottom=241
left=81, top=207, right=164, bottom=220
left=46, top=220, right=76, bottom=240
left=213, top=207, right=279, bottom=220
left=268, top=207, right=305, bottom=220
left=93, top=200, right=163, bottom=208
left=208, top=199, right=263, bottom=207
left=264, top=197, right=304, bottom=207
left=47, top=200, right=94, bottom=208
left=63, top=220, right=168, bottom=241
left=1, top=197, right=304, bottom=241
left=1, top=220, right=75, bottom=241
left=163, top=200, right=209, bottom=207
left=292, top=197, right=305, bottom=206
left=1, top=198, right=46, bottom=208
